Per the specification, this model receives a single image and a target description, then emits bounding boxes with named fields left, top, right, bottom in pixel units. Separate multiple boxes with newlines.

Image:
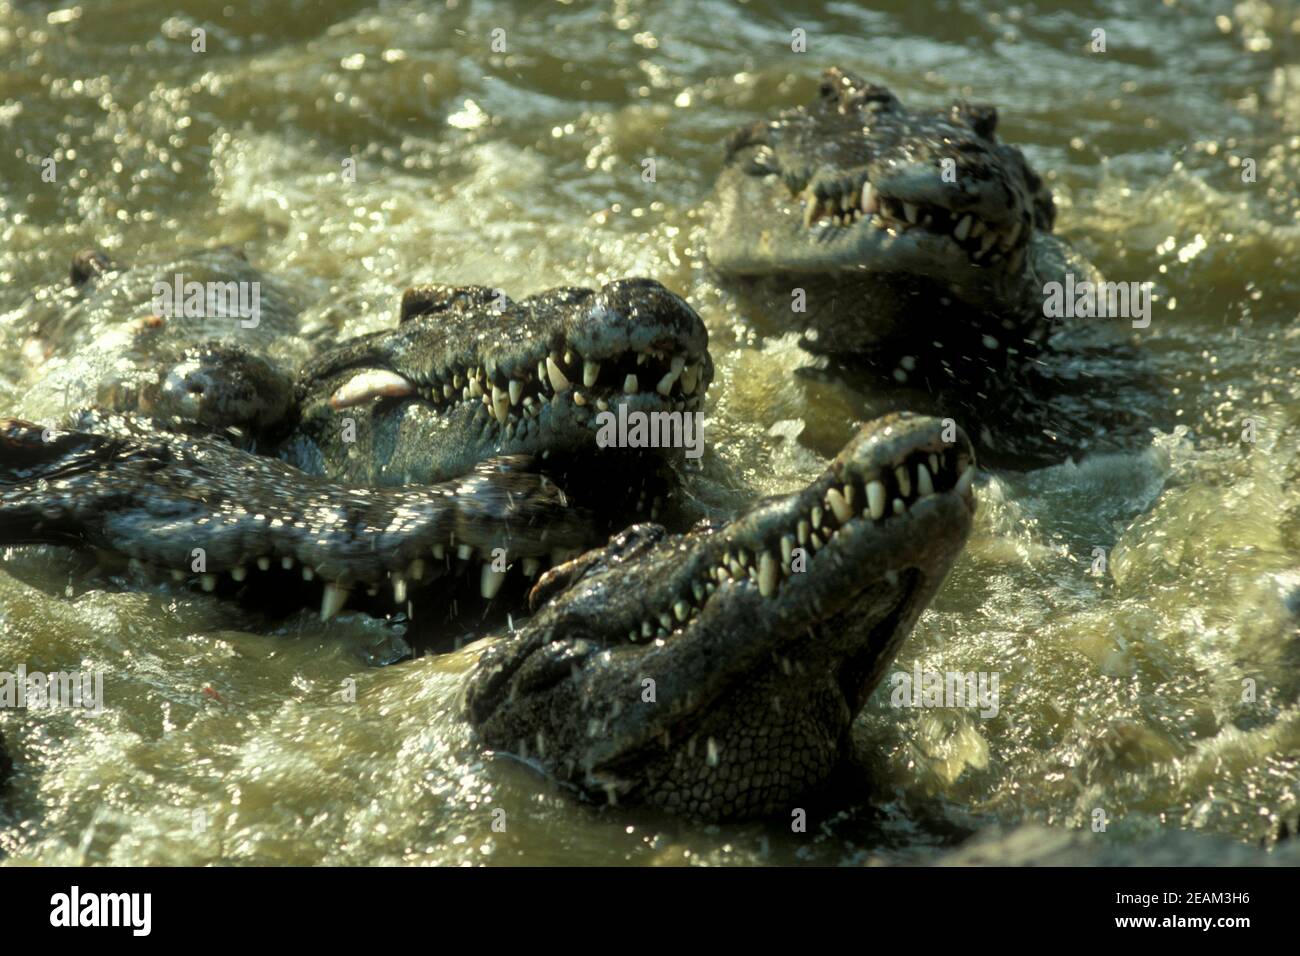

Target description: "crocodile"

left=2, top=253, right=712, bottom=634
left=465, top=412, right=976, bottom=818
left=706, top=67, right=1124, bottom=465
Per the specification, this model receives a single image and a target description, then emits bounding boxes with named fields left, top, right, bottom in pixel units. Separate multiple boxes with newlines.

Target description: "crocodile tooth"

left=809, top=532, right=824, bottom=551
left=659, top=612, right=673, bottom=630
left=728, top=558, right=744, bottom=578
left=230, top=566, right=247, bottom=582
left=302, top=566, right=315, bottom=581
left=797, top=519, right=810, bottom=545
left=895, top=466, right=912, bottom=497
left=1005, top=219, right=1022, bottom=247
left=641, top=620, right=654, bottom=638
left=893, top=498, right=906, bottom=515
left=929, top=453, right=940, bottom=474
left=320, top=583, right=348, bottom=621
left=656, top=356, right=685, bottom=396
left=636, top=353, right=647, bottom=365
left=954, top=214, right=972, bottom=241
left=680, top=364, right=699, bottom=395
left=781, top=534, right=795, bottom=567
left=917, top=463, right=935, bottom=497
left=803, top=195, right=817, bottom=229
left=545, top=356, right=571, bottom=393
left=758, top=551, right=778, bottom=598
left=673, top=601, right=689, bottom=622
left=491, top=385, right=510, bottom=425
left=811, top=506, right=823, bottom=529
left=860, top=182, right=878, bottom=215
left=480, top=564, right=507, bottom=599
left=623, top=373, right=639, bottom=394
left=508, top=380, right=523, bottom=406
left=522, top=557, right=541, bottom=577
left=457, top=544, right=473, bottom=561
left=956, top=465, right=975, bottom=496
left=329, top=369, right=415, bottom=409
left=573, top=391, right=587, bottom=406
left=200, top=573, right=217, bottom=592
left=393, top=575, right=407, bottom=604
left=903, top=202, right=919, bottom=224
left=692, top=582, right=705, bottom=602
left=432, top=540, right=446, bottom=559
left=409, top=558, right=426, bottom=579
left=866, top=480, right=886, bottom=520
left=596, top=398, right=609, bottom=411
left=537, top=360, right=547, bottom=383
left=583, top=360, right=600, bottom=388
left=826, top=487, right=852, bottom=524
left=564, top=350, right=574, bottom=366
left=281, top=556, right=294, bottom=570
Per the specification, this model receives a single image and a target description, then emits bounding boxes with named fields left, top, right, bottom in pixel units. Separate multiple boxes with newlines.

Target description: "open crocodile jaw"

left=706, top=68, right=1054, bottom=351
left=464, top=412, right=977, bottom=820
left=293, top=278, right=713, bottom=486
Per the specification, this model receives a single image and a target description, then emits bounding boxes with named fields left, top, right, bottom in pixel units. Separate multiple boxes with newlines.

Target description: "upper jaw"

left=310, top=279, right=713, bottom=445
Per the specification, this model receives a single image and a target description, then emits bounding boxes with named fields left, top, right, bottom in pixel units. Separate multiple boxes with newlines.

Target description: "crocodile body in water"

left=0, top=247, right=978, bottom=819
left=705, top=68, right=1146, bottom=467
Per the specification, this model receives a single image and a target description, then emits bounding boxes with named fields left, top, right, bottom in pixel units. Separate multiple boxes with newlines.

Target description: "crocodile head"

left=291, top=279, right=712, bottom=487
left=707, top=68, right=1057, bottom=353
left=464, top=412, right=976, bottom=819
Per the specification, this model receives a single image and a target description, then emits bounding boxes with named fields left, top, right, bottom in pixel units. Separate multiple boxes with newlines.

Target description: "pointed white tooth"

left=491, top=385, right=510, bottom=425
left=692, top=582, right=705, bottom=602
left=1006, top=219, right=1022, bottom=247
left=508, top=380, right=523, bottom=406
left=893, top=498, right=906, bottom=515
left=281, top=556, right=294, bottom=570
left=895, top=466, right=912, bottom=497
left=917, top=463, right=936, bottom=497
left=680, top=363, right=699, bottom=395
left=457, top=544, right=473, bottom=561
left=320, top=583, right=348, bottom=621
left=537, top=360, right=547, bottom=383
left=797, top=519, right=810, bottom=545
left=826, top=487, right=852, bottom=524
left=674, top=600, right=689, bottom=622
left=659, top=612, right=673, bottom=631
left=443, top=384, right=455, bottom=399
left=636, top=352, right=648, bottom=366
left=582, top=360, right=600, bottom=388
left=956, top=465, right=975, bottom=496
left=656, top=356, right=685, bottom=396
left=803, top=195, right=817, bottom=229
left=256, top=556, right=271, bottom=571
left=811, top=506, right=823, bottom=529
left=523, top=557, right=541, bottom=578
left=641, top=620, right=654, bottom=638
left=903, top=202, right=919, bottom=224
left=781, top=534, right=795, bottom=567
left=432, top=541, right=446, bottom=559
left=302, top=566, right=315, bottom=581
left=200, top=573, right=217, bottom=592
left=328, top=369, right=415, bottom=409
left=930, top=453, right=940, bottom=474
left=393, top=575, right=407, bottom=604
left=480, top=564, right=507, bottom=599
left=573, top=391, right=587, bottom=406
left=469, top=376, right=483, bottom=398
left=230, top=566, right=247, bottom=582
left=545, top=356, right=571, bottom=393
left=409, top=558, right=426, bottom=580
left=758, top=552, right=778, bottom=598
left=810, top=532, right=824, bottom=551
left=623, top=373, right=639, bottom=394
left=954, top=214, right=972, bottom=241
left=866, top=480, right=886, bottom=520
left=860, top=182, right=878, bottom=215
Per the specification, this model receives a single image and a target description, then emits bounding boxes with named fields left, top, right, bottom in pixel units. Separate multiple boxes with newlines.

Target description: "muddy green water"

left=1, top=0, right=1299, bottom=865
